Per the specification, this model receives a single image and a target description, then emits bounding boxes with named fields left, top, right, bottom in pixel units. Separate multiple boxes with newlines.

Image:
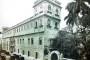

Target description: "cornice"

left=3, top=13, right=61, bottom=33
left=33, top=0, right=62, bottom=8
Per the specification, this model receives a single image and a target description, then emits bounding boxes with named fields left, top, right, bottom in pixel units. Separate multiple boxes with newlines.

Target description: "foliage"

left=65, top=0, right=90, bottom=60
left=51, top=30, right=79, bottom=59
left=65, top=0, right=90, bottom=28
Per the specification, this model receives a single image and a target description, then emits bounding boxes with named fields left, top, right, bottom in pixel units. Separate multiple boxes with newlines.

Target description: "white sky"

left=0, top=0, right=73, bottom=31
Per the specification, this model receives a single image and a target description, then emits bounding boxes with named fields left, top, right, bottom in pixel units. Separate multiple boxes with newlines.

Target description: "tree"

left=51, top=30, right=79, bottom=59
left=65, top=0, right=90, bottom=60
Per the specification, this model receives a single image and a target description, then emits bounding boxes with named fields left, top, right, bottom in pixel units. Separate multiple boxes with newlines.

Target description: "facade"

left=2, top=0, right=61, bottom=60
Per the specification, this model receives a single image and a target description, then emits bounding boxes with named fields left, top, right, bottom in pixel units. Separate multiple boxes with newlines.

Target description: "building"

left=0, top=34, right=2, bottom=49
left=2, top=27, right=10, bottom=51
left=2, top=0, right=61, bottom=60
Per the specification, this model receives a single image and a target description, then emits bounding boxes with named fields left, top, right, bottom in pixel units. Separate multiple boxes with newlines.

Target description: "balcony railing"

left=47, top=25, right=51, bottom=28
left=39, top=25, right=43, bottom=27
left=55, top=14, right=59, bottom=17
left=34, top=26, right=38, bottom=29
left=54, top=27, right=58, bottom=29
left=47, top=11, right=52, bottom=14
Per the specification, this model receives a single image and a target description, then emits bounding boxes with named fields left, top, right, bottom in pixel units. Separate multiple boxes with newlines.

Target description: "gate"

left=49, top=51, right=62, bottom=60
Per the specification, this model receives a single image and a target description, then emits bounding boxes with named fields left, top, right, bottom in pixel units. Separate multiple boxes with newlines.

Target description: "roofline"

left=3, top=13, right=61, bottom=33
left=33, top=0, right=62, bottom=8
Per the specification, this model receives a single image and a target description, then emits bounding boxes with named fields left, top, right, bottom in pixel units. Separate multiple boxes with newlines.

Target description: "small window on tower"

left=40, top=5, right=43, bottom=9
left=35, top=8, right=37, bottom=12
left=48, top=5, right=51, bottom=10
left=55, top=8, right=59, bottom=17
left=47, top=19, right=51, bottom=28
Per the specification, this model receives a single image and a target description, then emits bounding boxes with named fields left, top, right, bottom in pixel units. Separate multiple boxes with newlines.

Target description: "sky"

left=0, top=0, right=73, bottom=31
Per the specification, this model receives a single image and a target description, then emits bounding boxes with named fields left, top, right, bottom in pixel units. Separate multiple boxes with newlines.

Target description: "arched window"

left=35, top=52, right=38, bottom=59
left=48, top=5, right=51, bottom=10
left=55, top=22, right=58, bottom=28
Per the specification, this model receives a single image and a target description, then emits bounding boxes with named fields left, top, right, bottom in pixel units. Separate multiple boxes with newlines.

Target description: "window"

left=22, top=50, right=24, bottom=55
left=17, top=39, right=19, bottom=44
left=21, top=26, right=23, bottom=31
left=47, top=19, right=51, bottom=28
left=19, top=27, right=20, bottom=32
left=39, top=37, right=42, bottom=45
left=55, top=22, right=58, bottom=29
left=23, top=39, right=24, bottom=44
left=40, top=5, right=43, bottom=9
left=35, top=52, right=38, bottom=59
left=31, top=38, right=34, bottom=44
left=35, top=22, right=38, bottom=28
left=55, top=9, right=59, bottom=17
left=20, top=39, right=21, bottom=44
left=48, top=5, right=51, bottom=10
left=39, top=20, right=43, bottom=27
left=18, top=49, right=19, bottom=53
left=28, top=51, right=30, bottom=56
left=28, top=38, right=30, bottom=44
left=15, top=29, right=16, bottom=33
left=27, top=24, right=29, bottom=29
left=17, top=29, right=18, bottom=32
left=56, top=9, right=58, bottom=14
left=31, top=22, right=32, bottom=28
left=24, top=25, right=26, bottom=30
left=35, top=8, right=37, bottom=12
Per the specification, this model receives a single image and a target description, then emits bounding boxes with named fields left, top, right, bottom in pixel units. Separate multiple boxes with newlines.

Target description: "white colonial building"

left=2, top=0, right=61, bottom=60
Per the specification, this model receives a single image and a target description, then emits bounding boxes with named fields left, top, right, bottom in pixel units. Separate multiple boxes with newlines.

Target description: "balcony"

left=39, top=25, right=43, bottom=28
left=55, top=14, right=59, bottom=17
left=54, top=27, right=58, bottom=29
left=47, top=25, right=51, bottom=28
left=47, top=10, right=52, bottom=14
left=34, top=26, right=38, bottom=29
left=39, top=11, right=43, bottom=14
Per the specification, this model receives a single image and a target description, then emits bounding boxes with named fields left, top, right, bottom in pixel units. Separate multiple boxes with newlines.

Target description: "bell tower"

left=33, top=0, right=62, bottom=60
left=33, top=0, right=62, bottom=18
